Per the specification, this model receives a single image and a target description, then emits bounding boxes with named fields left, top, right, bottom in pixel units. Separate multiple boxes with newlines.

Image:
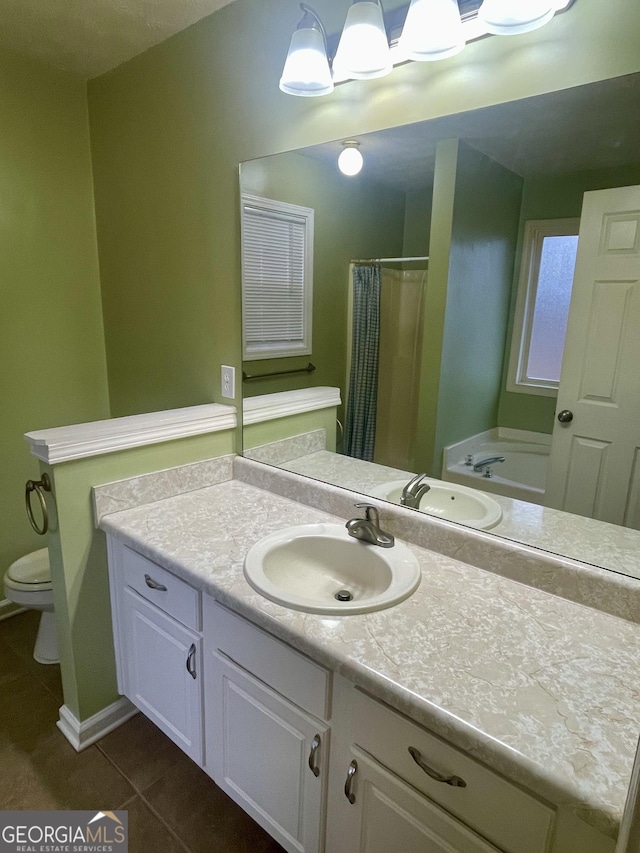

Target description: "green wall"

left=243, top=409, right=337, bottom=453
left=87, top=0, right=640, bottom=423
left=498, top=163, right=640, bottom=433
left=0, top=48, right=109, bottom=579
left=45, top=431, right=235, bottom=720
left=435, top=143, right=522, bottom=474
left=414, top=140, right=522, bottom=477
left=402, top=186, right=433, bottom=259
left=240, top=151, right=405, bottom=409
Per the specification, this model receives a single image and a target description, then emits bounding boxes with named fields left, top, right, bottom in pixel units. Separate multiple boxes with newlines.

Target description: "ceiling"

left=0, top=0, right=238, bottom=78
left=301, top=73, right=640, bottom=190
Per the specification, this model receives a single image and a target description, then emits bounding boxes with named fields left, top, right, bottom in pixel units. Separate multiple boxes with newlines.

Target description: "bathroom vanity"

left=100, top=465, right=640, bottom=853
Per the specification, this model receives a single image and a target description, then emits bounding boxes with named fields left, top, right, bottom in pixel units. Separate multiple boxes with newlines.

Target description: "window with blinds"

left=241, top=194, right=314, bottom=360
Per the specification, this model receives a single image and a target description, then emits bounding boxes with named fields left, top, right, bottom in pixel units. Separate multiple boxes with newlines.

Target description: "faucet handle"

left=402, top=473, right=428, bottom=496
left=354, top=502, right=379, bottom=524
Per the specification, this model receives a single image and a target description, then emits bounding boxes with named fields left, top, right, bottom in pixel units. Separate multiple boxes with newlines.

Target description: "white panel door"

left=123, top=587, right=203, bottom=763
left=545, top=184, right=640, bottom=527
left=206, top=650, right=328, bottom=853
left=337, top=748, right=501, bottom=853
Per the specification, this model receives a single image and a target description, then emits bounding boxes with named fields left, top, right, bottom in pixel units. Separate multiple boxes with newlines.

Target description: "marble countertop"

left=99, top=477, right=640, bottom=840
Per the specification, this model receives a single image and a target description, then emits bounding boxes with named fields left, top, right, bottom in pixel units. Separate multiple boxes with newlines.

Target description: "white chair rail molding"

left=279, top=0, right=578, bottom=97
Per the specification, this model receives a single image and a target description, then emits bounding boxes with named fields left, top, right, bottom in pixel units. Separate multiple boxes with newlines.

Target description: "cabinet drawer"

left=206, top=599, right=331, bottom=720
left=122, top=546, right=201, bottom=631
left=352, top=690, right=554, bottom=853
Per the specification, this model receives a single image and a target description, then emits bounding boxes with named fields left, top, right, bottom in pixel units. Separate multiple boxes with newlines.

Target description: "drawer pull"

left=308, top=734, right=321, bottom=777
left=186, top=643, right=197, bottom=679
left=344, top=759, right=358, bottom=804
left=408, top=747, right=467, bottom=787
left=144, top=573, right=168, bottom=591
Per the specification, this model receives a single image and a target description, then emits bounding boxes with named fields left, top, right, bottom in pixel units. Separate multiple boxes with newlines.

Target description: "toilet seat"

left=3, top=548, right=58, bottom=664
left=5, top=548, right=52, bottom=590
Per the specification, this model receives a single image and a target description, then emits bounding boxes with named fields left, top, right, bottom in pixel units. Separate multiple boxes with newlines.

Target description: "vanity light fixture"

left=398, top=0, right=465, bottom=62
left=279, top=0, right=577, bottom=96
left=476, top=0, right=556, bottom=35
left=338, top=141, right=364, bottom=176
left=333, top=1, right=392, bottom=80
left=279, top=3, right=334, bottom=97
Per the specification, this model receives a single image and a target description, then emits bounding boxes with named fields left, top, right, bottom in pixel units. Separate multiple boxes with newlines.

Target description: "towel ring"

left=25, top=474, right=51, bottom=535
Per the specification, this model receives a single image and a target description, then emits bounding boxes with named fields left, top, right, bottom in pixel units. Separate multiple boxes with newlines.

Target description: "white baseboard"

left=57, top=697, right=138, bottom=752
left=0, top=599, right=27, bottom=621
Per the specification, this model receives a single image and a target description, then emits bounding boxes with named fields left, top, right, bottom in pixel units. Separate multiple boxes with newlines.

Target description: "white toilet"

left=4, top=548, right=59, bottom=664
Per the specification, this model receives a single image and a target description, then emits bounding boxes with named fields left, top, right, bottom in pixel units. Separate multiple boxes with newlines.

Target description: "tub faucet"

left=346, top=504, right=395, bottom=548
left=472, top=456, right=505, bottom=472
left=400, top=473, right=431, bottom=509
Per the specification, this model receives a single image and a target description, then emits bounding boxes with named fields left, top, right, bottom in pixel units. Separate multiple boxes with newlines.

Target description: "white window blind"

left=241, top=194, right=314, bottom=360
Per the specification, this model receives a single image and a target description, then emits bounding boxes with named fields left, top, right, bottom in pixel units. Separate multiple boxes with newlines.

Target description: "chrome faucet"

left=345, top=503, right=395, bottom=548
left=400, top=473, right=431, bottom=509
left=472, top=456, right=505, bottom=472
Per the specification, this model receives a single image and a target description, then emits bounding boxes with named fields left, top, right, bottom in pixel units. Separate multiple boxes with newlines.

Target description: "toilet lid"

left=7, top=549, right=51, bottom=585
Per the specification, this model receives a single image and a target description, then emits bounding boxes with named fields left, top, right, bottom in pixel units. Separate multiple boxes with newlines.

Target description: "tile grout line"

left=95, top=742, right=194, bottom=853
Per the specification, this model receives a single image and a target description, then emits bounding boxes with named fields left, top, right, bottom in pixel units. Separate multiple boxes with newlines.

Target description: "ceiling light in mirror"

left=279, top=4, right=334, bottom=97
left=398, top=0, right=465, bottom=62
left=332, top=1, right=392, bottom=80
left=476, top=0, right=556, bottom=35
left=338, top=141, right=364, bottom=175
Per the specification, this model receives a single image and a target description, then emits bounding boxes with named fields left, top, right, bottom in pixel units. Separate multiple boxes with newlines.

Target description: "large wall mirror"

left=239, top=72, right=640, bottom=580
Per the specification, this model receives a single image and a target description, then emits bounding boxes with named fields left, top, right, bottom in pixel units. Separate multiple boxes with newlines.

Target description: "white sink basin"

left=370, top=479, right=502, bottom=530
left=244, top=523, right=421, bottom=615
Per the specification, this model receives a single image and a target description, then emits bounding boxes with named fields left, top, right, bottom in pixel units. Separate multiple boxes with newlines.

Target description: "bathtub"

left=443, top=430, right=550, bottom=505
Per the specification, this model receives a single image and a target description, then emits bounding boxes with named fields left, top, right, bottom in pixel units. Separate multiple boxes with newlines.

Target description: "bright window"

left=507, top=218, right=580, bottom=396
left=241, top=194, right=314, bottom=361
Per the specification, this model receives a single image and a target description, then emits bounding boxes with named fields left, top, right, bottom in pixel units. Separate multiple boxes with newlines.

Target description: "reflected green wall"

left=436, top=143, right=522, bottom=474
left=498, top=164, right=640, bottom=433
left=240, top=152, right=405, bottom=409
left=243, top=409, right=337, bottom=453
left=415, top=141, right=522, bottom=477
left=0, top=49, right=109, bottom=579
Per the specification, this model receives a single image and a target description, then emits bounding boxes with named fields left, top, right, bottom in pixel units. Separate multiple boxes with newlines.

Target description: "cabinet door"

left=339, top=748, right=501, bottom=853
left=207, top=650, right=328, bottom=853
left=123, top=587, right=203, bottom=763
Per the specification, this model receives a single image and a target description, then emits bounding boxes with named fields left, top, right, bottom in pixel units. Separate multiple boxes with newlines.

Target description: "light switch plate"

left=221, top=365, right=235, bottom=399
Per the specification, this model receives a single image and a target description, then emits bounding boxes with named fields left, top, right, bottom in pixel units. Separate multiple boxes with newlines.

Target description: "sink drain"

left=335, top=589, right=354, bottom=602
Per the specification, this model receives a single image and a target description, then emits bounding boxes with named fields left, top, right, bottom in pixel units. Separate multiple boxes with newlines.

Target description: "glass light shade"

left=333, top=2, right=392, bottom=81
left=279, top=26, right=334, bottom=96
left=476, top=0, right=556, bottom=35
left=398, top=0, right=465, bottom=62
left=338, top=145, right=364, bottom=176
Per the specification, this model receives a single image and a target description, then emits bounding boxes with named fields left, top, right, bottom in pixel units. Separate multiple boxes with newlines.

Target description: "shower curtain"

left=374, top=268, right=427, bottom=470
left=344, top=264, right=381, bottom=461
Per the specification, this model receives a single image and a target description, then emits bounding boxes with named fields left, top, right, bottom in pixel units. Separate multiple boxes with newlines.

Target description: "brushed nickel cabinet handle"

left=344, top=759, right=358, bottom=804
left=408, top=747, right=466, bottom=787
left=186, top=643, right=197, bottom=679
left=144, top=573, right=167, bottom=591
left=308, top=734, right=321, bottom=777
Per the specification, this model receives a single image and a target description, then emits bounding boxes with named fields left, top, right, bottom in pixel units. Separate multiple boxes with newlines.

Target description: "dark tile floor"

left=0, top=610, right=285, bottom=853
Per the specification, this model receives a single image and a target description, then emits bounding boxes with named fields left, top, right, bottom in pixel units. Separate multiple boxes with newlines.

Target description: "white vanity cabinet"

left=106, top=538, right=615, bottom=853
left=327, top=685, right=555, bottom=853
left=203, top=599, right=330, bottom=853
left=107, top=539, right=204, bottom=764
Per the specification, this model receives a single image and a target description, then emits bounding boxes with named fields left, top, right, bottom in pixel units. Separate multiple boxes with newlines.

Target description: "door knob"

left=557, top=410, right=574, bottom=423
